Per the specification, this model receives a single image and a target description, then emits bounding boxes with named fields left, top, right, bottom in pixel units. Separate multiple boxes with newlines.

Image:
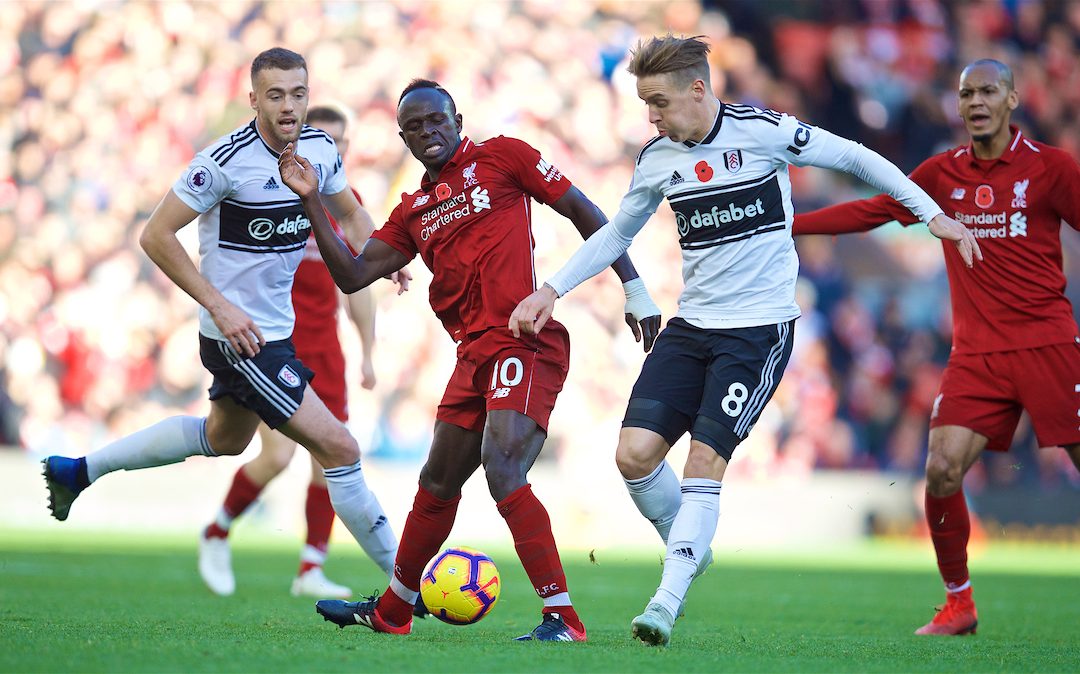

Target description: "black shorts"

left=199, top=335, right=314, bottom=429
left=622, top=318, right=795, bottom=461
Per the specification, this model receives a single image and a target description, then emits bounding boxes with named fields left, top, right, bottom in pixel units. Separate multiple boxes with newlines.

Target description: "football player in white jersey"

left=42, top=48, right=405, bottom=588
left=509, top=35, right=981, bottom=647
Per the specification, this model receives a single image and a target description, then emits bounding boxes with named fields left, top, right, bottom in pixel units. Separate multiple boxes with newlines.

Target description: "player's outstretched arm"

left=140, top=190, right=265, bottom=356
left=806, top=131, right=982, bottom=267
left=549, top=187, right=661, bottom=351
left=793, top=195, right=909, bottom=236
left=509, top=208, right=647, bottom=340
left=325, top=187, right=411, bottom=295
left=278, top=144, right=410, bottom=293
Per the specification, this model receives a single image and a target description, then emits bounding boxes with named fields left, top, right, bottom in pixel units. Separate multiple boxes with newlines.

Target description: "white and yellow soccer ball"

left=420, top=547, right=501, bottom=625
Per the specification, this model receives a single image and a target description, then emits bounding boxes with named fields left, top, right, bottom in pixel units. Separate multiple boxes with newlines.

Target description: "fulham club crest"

left=277, top=364, right=301, bottom=388
left=724, top=150, right=743, bottom=173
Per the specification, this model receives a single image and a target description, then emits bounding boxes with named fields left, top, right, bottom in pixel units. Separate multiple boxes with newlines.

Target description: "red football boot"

left=915, top=587, right=978, bottom=636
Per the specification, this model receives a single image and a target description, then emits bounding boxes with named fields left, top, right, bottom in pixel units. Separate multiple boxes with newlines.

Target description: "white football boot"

left=198, top=533, right=236, bottom=596
left=631, top=602, right=676, bottom=646
left=291, top=567, right=352, bottom=599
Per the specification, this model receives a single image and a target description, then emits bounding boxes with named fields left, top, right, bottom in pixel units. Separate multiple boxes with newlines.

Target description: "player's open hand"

left=928, top=213, right=983, bottom=268
left=622, top=278, right=661, bottom=352
left=209, top=300, right=265, bottom=358
left=508, top=285, right=559, bottom=338
left=278, top=143, right=318, bottom=198
left=387, top=267, right=412, bottom=295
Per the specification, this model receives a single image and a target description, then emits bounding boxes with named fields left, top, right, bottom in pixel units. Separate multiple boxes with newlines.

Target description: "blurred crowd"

left=2, top=0, right=1079, bottom=495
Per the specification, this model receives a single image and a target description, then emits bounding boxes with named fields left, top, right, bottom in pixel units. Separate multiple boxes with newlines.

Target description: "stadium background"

left=1, top=0, right=1078, bottom=550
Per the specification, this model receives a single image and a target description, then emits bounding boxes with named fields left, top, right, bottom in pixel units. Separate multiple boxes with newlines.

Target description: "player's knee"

left=925, top=453, right=963, bottom=495
left=482, top=453, right=527, bottom=499
left=615, top=442, right=660, bottom=480
left=419, top=462, right=466, bottom=501
left=307, top=426, right=360, bottom=467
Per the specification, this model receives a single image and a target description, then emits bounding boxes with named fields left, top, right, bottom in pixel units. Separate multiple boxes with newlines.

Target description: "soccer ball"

left=420, top=546, right=501, bottom=625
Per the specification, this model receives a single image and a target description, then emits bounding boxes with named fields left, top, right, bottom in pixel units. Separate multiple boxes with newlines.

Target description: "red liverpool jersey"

left=794, top=127, right=1080, bottom=354
left=372, top=136, right=572, bottom=341
left=291, top=188, right=360, bottom=348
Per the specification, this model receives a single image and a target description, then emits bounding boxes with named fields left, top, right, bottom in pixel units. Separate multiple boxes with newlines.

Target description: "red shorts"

left=296, top=342, right=348, bottom=422
left=930, top=341, right=1080, bottom=451
left=436, top=322, right=570, bottom=434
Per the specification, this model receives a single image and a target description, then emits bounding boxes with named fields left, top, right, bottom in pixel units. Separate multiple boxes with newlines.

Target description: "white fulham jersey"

left=172, top=120, right=347, bottom=342
left=547, top=102, right=942, bottom=329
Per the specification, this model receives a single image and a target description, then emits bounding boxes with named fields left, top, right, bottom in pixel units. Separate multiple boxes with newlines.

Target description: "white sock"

left=323, top=461, right=397, bottom=576
left=946, top=580, right=971, bottom=593
left=624, top=460, right=681, bottom=543
left=300, top=544, right=327, bottom=567
left=86, top=416, right=213, bottom=483
left=212, top=508, right=235, bottom=533
left=542, top=592, right=571, bottom=608
left=390, top=576, right=418, bottom=603
left=651, top=478, right=721, bottom=619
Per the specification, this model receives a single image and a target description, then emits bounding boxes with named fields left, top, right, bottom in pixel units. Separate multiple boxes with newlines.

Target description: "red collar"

left=963, top=125, right=1023, bottom=166
left=419, top=137, right=473, bottom=191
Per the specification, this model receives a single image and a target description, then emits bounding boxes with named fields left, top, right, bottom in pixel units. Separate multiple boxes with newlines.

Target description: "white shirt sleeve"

left=172, top=152, right=231, bottom=213
left=774, top=114, right=943, bottom=223
left=545, top=210, right=650, bottom=296
left=545, top=161, right=660, bottom=296
left=320, top=151, right=348, bottom=196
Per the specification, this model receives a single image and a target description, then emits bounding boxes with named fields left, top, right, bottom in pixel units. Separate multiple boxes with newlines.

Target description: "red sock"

left=378, top=484, right=460, bottom=627
left=925, top=489, right=971, bottom=590
left=497, top=484, right=583, bottom=633
left=205, top=467, right=263, bottom=539
left=299, top=483, right=335, bottom=576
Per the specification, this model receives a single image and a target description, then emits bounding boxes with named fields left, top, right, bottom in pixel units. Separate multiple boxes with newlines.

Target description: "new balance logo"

left=263, top=177, right=280, bottom=190
left=673, top=547, right=696, bottom=561
left=491, top=387, right=511, bottom=399
left=669, top=171, right=685, bottom=186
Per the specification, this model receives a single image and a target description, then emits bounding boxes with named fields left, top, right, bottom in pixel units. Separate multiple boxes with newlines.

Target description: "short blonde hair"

left=627, top=35, right=711, bottom=86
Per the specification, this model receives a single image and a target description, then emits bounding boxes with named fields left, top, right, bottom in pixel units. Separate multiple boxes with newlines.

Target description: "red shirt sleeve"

left=793, top=159, right=938, bottom=235
left=369, top=199, right=418, bottom=260
left=492, top=136, right=573, bottom=205
left=1048, top=148, right=1080, bottom=232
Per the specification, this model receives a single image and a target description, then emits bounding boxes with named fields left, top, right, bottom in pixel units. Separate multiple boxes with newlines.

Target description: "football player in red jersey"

left=793, top=59, right=1080, bottom=635
left=278, top=79, right=662, bottom=642
left=198, top=105, right=385, bottom=599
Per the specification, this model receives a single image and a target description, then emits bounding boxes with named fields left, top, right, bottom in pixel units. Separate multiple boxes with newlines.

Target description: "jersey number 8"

left=721, top=382, right=749, bottom=417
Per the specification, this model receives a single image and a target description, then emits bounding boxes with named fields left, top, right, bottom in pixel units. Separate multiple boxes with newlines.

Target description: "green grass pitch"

left=2, top=530, right=1078, bottom=673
